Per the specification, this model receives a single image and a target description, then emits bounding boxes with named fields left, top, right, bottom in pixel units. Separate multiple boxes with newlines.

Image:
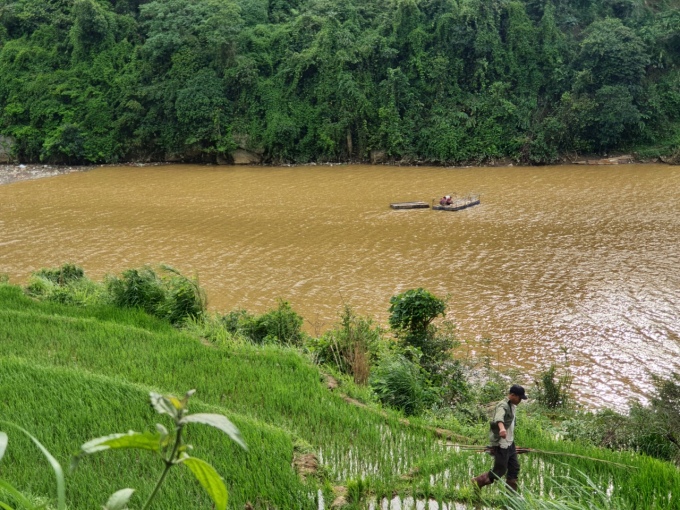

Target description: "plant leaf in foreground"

left=181, top=414, right=247, bottom=451
left=79, top=431, right=163, bottom=455
left=103, top=488, right=135, bottom=510
left=182, top=457, right=228, bottom=510
left=0, top=480, right=34, bottom=510
left=0, top=422, right=65, bottom=510
left=0, top=432, right=7, bottom=462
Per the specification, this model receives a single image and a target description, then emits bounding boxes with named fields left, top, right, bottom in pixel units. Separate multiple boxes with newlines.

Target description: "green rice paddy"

left=0, top=283, right=679, bottom=509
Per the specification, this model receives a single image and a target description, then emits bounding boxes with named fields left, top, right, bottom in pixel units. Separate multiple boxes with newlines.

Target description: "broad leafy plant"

left=388, top=288, right=446, bottom=334
left=388, top=288, right=455, bottom=378
left=0, top=390, right=246, bottom=510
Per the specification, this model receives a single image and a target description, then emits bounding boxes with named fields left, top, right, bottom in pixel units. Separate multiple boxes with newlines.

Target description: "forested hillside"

left=0, top=0, right=678, bottom=165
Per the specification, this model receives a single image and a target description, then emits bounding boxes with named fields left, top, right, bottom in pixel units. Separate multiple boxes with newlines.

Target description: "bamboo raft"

left=432, top=194, right=481, bottom=211
left=390, top=201, right=430, bottom=210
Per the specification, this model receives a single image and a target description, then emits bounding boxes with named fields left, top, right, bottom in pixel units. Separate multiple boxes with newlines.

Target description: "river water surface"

left=1, top=164, right=679, bottom=408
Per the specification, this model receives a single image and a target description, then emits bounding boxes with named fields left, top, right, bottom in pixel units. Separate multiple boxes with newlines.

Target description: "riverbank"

left=0, top=163, right=96, bottom=185
left=1, top=153, right=677, bottom=186
left=0, top=162, right=168, bottom=185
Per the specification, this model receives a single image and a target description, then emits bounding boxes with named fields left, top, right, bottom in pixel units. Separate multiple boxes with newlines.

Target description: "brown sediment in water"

left=2, top=163, right=679, bottom=408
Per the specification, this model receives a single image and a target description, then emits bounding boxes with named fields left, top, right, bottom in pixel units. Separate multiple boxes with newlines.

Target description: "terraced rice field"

left=1, top=284, right=679, bottom=509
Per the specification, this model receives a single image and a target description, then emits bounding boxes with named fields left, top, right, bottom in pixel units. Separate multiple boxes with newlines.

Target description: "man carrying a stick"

left=471, top=384, right=528, bottom=492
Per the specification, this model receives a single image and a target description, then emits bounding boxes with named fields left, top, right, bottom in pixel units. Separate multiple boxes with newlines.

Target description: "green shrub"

left=388, top=289, right=456, bottom=378
left=533, top=364, right=573, bottom=409
left=479, top=380, right=508, bottom=404
left=32, top=264, right=85, bottom=285
left=439, top=359, right=471, bottom=406
left=26, top=265, right=106, bottom=306
left=221, top=309, right=250, bottom=334
left=388, top=288, right=445, bottom=333
left=105, top=266, right=167, bottom=315
left=370, top=355, right=436, bottom=416
left=628, top=372, right=680, bottom=462
left=222, top=300, right=305, bottom=346
left=105, top=265, right=206, bottom=325
left=307, top=305, right=385, bottom=385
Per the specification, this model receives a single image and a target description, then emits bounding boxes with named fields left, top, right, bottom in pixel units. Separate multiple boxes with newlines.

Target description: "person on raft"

left=439, top=195, right=452, bottom=205
left=471, top=384, right=528, bottom=492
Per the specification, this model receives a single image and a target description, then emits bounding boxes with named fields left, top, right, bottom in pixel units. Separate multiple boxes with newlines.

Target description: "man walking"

left=471, top=384, right=528, bottom=492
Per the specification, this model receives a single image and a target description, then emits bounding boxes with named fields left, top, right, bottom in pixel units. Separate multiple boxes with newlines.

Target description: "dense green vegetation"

left=3, top=266, right=680, bottom=509
left=0, top=0, right=678, bottom=165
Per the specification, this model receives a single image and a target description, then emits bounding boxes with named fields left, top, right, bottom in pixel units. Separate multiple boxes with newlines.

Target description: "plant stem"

left=141, top=426, right=183, bottom=510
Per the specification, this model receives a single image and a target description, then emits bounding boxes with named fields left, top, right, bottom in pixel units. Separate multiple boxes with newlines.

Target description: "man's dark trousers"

left=488, top=443, right=520, bottom=481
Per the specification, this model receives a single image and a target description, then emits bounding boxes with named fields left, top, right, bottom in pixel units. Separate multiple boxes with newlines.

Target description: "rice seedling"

left=0, top=358, right=311, bottom=510
left=1, top=282, right=680, bottom=509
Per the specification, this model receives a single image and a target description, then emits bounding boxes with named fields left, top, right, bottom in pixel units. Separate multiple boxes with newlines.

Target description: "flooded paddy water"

left=1, top=163, right=679, bottom=408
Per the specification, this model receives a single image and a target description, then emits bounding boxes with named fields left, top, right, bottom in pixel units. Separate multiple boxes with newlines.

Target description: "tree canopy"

left=0, top=0, right=678, bottom=164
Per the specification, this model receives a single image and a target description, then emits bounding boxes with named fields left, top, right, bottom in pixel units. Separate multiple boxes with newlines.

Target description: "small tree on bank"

left=388, top=288, right=455, bottom=376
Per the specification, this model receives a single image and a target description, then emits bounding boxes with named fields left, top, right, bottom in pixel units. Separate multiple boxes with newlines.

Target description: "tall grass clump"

left=221, top=299, right=305, bottom=346
left=370, top=356, right=436, bottom=416
left=106, top=266, right=167, bottom=314
left=26, top=264, right=107, bottom=306
left=533, top=363, right=573, bottom=409
left=308, top=305, right=385, bottom=385
left=156, top=265, right=207, bottom=325
left=105, top=265, right=206, bottom=325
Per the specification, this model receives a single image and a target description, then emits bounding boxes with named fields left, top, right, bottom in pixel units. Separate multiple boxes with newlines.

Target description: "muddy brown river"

left=1, top=164, right=679, bottom=408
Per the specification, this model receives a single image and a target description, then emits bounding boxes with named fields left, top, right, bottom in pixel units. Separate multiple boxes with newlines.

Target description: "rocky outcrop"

left=575, top=155, right=633, bottom=165
left=232, top=133, right=265, bottom=155
left=232, top=149, right=261, bottom=165
left=370, top=149, right=386, bottom=164
left=0, top=136, right=14, bottom=163
left=660, top=149, right=680, bottom=165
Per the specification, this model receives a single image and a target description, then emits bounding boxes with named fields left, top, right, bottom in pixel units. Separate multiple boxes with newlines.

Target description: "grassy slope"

left=1, top=284, right=679, bottom=509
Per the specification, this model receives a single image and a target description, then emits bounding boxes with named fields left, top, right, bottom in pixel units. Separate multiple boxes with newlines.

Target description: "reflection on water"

left=1, top=164, right=679, bottom=408
left=370, top=497, right=471, bottom=510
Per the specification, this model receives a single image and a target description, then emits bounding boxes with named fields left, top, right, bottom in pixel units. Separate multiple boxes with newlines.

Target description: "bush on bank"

left=28, top=263, right=207, bottom=325
left=221, top=299, right=306, bottom=346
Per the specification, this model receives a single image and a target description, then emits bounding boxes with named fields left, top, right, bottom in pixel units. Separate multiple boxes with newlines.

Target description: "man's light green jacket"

left=488, top=399, right=515, bottom=447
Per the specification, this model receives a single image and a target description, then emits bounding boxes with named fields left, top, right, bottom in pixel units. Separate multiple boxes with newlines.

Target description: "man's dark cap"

left=509, top=384, right=528, bottom=400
